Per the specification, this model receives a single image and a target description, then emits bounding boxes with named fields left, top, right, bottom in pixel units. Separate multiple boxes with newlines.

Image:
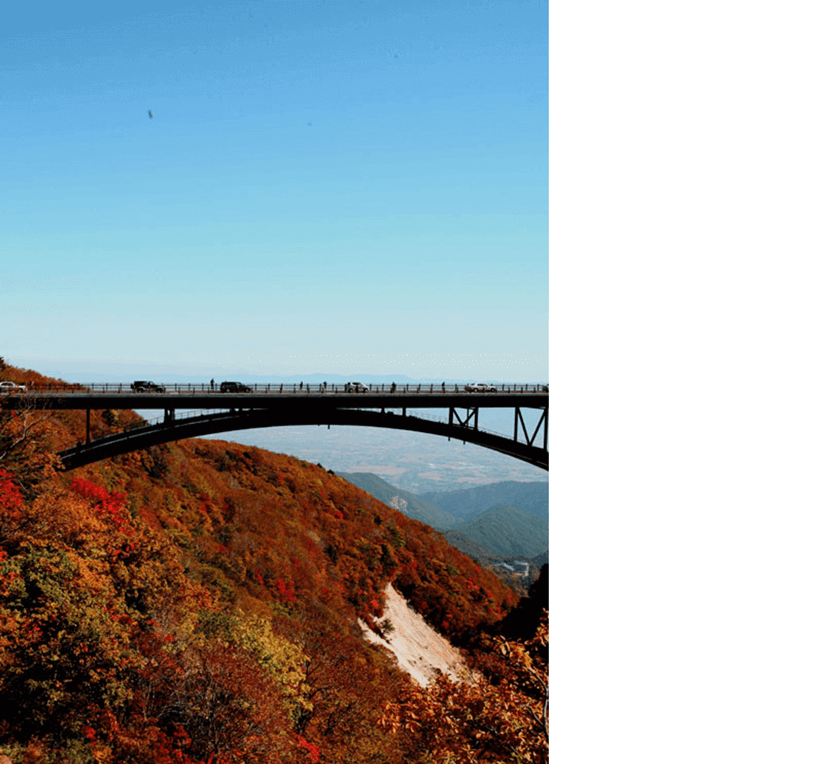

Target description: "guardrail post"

left=543, top=407, right=548, bottom=450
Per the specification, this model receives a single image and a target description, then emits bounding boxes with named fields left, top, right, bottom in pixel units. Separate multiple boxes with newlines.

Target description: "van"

left=131, top=381, right=165, bottom=393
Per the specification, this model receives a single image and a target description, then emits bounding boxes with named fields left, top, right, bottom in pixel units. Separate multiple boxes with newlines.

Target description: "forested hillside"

left=0, top=362, right=548, bottom=764
left=338, top=472, right=459, bottom=529
left=449, top=504, right=549, bottom=559
left=341, top=473, right=549, bottom=562
left=420, top=480, right=549, bottom=522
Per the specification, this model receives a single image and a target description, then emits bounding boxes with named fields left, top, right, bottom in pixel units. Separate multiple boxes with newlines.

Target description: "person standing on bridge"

left=210, top=378, right=215, bottom=391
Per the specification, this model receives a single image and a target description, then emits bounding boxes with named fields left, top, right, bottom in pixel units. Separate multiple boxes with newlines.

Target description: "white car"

left=465, top=382, right=497, bottom=393
left=0, top=381, right=26, bottom=393
left=344, top=381, right=369, bottom=393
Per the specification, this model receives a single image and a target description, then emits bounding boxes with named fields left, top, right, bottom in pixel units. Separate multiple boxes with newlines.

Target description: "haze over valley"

left=226, top=423, right=547, bottom=495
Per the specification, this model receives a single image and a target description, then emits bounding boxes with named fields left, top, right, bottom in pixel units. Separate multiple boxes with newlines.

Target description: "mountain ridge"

left=339, top=472, right=549, bottom=562
left=420, top=480, right=549, bottom=522
left=452, top=504, right=549, bottom=559
left=338, top=471, right=460, bottom=529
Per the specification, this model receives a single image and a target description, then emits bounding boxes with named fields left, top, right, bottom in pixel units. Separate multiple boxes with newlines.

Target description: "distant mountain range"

left=445, top=504, right=547, bottom=559
left=338, top=472, right=460, bottom=529
left=420, top=481, right=549, bottom=523
left=340, top=473, right=549, bottom=562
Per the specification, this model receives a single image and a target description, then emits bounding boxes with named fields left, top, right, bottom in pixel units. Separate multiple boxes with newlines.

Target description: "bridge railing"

left=19, top=382, right=549, bottom=395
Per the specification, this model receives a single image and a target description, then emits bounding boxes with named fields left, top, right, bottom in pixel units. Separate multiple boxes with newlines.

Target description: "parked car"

left=220, top=381, right=252, bottom=393
left=0, top=381, right=26, bottom=393
left=131, top=380, right=165, bottom=393
left=465, top=382, right=497, bottom=393
left=344, top=381, right=369, bottom=393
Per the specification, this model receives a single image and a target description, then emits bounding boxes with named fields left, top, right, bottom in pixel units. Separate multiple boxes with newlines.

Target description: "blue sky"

left=1, top=0, right=548, bottom=383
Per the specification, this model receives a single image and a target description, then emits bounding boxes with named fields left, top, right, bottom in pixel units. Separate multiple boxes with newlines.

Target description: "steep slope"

left=420, top=480, right=549, bottom=522
left=0, top=363, right=522, bottom=764
left=452, top=504, right=549, bottom=558
left=339, top=471, right=459, bottom=529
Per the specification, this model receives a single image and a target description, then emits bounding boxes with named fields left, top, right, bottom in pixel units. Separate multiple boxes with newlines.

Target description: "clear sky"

left=1, top=0, right=548, bottom=383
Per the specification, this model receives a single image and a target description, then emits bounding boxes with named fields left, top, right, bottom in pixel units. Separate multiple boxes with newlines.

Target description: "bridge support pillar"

left=514, top=407, right=548, bottom=450
left=543, top=407, right=548, bottom=450
left=449, top=407, right=479, bottom=436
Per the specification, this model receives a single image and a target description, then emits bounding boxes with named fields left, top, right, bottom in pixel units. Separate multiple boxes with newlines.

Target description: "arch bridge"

left=4, top=383, right=548, bottom=471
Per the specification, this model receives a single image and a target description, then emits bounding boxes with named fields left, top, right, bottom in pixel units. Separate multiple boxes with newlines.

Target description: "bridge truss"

left=4, top=386, right=548, bottom=471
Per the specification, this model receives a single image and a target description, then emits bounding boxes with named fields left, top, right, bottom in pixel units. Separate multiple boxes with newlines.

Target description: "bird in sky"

left=148, top=110, right=153, bottom=119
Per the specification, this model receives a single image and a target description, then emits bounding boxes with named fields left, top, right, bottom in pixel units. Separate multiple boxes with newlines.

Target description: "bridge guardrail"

left=15, top=382, right=548, bottom=395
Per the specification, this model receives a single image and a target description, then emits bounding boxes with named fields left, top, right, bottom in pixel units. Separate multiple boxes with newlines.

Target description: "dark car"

left=220, top=381, right=252, bottom=393
left=131, top=380, right=165, bottom=393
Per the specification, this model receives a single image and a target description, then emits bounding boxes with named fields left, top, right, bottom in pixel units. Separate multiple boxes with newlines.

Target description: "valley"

left=225, top=423, right=547, bottom=494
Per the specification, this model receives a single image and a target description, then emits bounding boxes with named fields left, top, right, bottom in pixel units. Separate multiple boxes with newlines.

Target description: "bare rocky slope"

left=359, top=583, right=468, bottom=686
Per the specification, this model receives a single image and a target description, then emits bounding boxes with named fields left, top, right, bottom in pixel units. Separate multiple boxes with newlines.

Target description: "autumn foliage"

left=381, top=613, right=549, bottom=763
left=0, top=364, right=547, bottom=763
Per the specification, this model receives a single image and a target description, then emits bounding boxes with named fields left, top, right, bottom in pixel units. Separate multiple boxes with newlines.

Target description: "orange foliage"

left=382, top=612, right=549, bottom=764
left=0, top=366, right=530, bottom=763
